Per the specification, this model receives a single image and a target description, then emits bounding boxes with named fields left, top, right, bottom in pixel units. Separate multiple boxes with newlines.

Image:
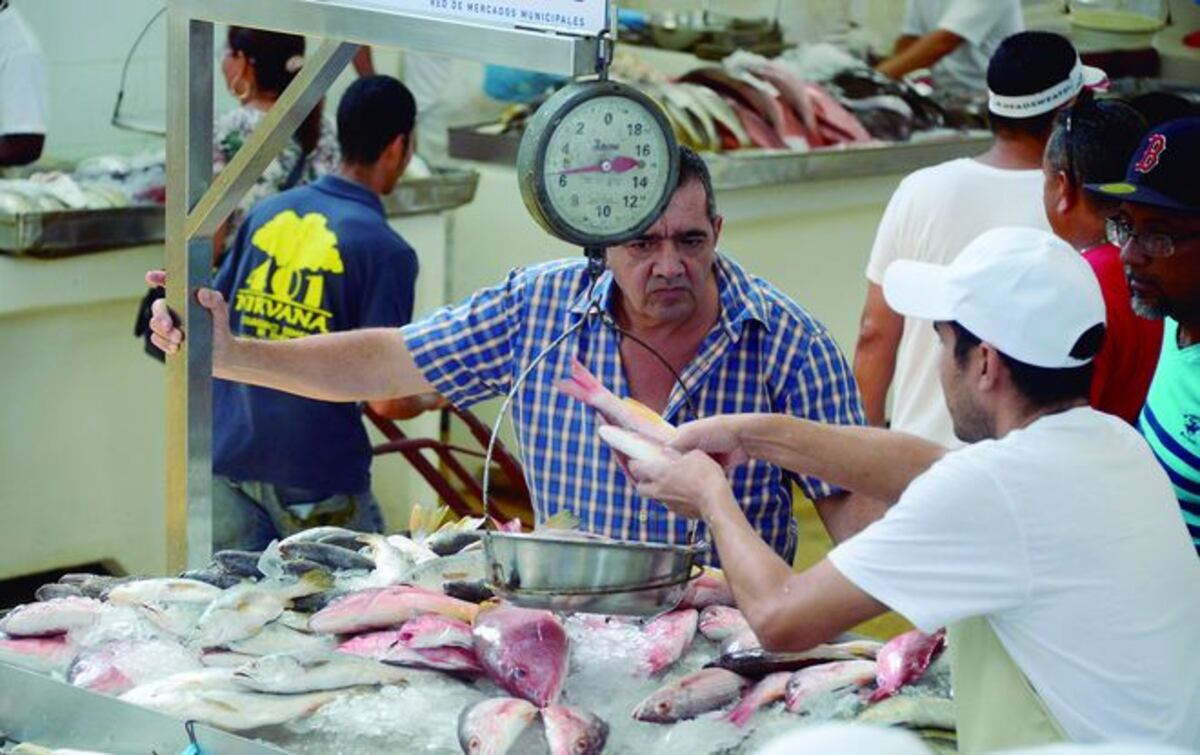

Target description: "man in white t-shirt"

left=877, top=0, right=1022, bottom=96
left=855, top=31, right=1107, bottom=447
left=0, top=1, right=47, bottom=167
left=618, top=228, right=1200, bottom=751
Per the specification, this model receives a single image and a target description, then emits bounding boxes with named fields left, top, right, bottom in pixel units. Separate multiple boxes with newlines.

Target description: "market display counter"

left=0, top=170, right=477, bottom=584
left=0, top=663, right=285, bottom=755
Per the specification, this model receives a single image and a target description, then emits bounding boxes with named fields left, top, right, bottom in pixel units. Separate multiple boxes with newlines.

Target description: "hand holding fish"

left=667, top=416, right=752, bottom=470
left=628, top=448, right=730, bottom=520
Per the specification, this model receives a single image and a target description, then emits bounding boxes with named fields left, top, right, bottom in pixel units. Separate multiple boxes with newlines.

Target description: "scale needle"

left=555, top=156, right=643, bottom=175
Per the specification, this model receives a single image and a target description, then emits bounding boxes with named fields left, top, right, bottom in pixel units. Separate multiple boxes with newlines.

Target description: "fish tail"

left=555, top=360, right=599, bottom=403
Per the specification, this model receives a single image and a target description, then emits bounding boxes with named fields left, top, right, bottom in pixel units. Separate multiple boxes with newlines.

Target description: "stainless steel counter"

left=0, top=662, right=287, bottom=755
left=0, top=167, right=479, bottom=258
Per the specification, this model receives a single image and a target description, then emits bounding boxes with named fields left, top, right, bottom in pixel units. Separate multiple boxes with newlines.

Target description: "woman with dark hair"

left=136, top=27, right=340, bottom=359
left=213, top=26, right=339, bottom=255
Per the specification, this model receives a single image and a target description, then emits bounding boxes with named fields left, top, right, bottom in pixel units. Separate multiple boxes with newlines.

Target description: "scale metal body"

left=482, top=61, right=705, bottom=616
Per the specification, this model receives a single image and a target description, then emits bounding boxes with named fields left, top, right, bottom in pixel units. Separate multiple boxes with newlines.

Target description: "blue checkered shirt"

left=401, top=254, right=864, bottom=563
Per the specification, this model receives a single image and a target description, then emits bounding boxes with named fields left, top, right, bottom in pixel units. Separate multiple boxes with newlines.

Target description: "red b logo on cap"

left=1135, top=134, right=1167, bottom=174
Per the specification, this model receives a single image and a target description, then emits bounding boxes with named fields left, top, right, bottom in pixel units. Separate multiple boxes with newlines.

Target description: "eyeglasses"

left=1106, top=215, right=1200, bottom=258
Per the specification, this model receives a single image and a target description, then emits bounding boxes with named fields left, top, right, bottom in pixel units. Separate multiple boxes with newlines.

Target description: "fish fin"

left=541, top=510, right=580, bottom=531
left=257, top=540, right=285, bottom=580
left=296, top=569, right=335, bottom=594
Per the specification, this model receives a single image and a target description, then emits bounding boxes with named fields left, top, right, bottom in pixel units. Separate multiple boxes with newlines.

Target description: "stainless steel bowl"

left=484, top=532, right=707, bottom=616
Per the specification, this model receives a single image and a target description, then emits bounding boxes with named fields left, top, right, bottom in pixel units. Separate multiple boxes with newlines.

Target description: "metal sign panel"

left=346, top=0, right=607, bottom=34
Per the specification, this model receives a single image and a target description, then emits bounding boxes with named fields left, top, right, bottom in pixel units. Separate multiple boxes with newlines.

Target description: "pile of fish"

left=0, top=515, right=954, bottom=754
left=498, top=46, right=984, bottom=157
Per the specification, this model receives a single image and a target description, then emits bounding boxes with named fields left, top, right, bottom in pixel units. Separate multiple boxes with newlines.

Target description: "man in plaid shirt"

left=150, top=147, right=881, bottom=563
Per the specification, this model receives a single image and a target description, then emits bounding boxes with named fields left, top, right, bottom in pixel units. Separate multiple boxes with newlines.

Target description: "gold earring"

left=232, top=77, right=252, bottom=103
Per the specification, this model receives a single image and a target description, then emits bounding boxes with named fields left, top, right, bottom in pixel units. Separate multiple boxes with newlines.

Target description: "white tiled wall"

left=15, top=0, right=399, bottom=162
left=18, top=0, right=168, bottom=160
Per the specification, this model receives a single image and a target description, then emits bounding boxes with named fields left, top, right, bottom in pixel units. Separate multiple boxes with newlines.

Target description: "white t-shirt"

left=901, top=0, right=1024, bottom=96
left=865, top=158, right=1049, bottom=447
left=0, top=7, right=47, bottom=137
left=829, top=408, right=1200, bottom=747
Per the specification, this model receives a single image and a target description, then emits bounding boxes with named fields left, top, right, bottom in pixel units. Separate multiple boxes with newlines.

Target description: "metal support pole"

left=165, top=4, right=214, bottom=572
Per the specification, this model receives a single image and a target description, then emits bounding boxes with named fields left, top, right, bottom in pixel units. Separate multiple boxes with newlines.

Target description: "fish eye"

left=511, top=666, right=527, bottom=679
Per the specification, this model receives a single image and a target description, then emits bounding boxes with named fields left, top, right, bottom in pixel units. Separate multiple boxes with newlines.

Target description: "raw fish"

left=870, top=628, right=946, bottom=702
left=784, top=659, right=877, bottom=713
left=632, top=667, right=749, bottom=723
left=542, top=704, right=609, bottom=755
left=457, top=697, right=538, bottom=755
left=639, top=608, right=698, bottom=676
left=472, top=604, right=569, bottom=707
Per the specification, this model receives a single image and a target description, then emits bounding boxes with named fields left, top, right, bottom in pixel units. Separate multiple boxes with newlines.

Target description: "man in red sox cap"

left=1089, top=117, right=1200, bottom=556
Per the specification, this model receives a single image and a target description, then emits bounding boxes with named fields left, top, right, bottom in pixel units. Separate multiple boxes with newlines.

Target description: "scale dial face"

left=519, top=81, right=680, bottom=247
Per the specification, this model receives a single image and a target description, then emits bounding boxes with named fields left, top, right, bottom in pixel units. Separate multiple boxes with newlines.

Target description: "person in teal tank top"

left=1089, top=117, right=1200, bottom=554
left=1139, top=319, right=1200, bottom=553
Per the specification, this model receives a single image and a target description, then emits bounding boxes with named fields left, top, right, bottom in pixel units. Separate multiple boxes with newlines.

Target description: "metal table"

left=0, top=663, right=287, bottom=755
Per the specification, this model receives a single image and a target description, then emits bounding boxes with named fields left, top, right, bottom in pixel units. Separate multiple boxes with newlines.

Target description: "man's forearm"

left=221, top=328, right=434, bottom=402
left=877, top=29, right=963, bottom=80
left=736, top=415, right=945, bottom=503
left=703, top=489, right=888, bottom=651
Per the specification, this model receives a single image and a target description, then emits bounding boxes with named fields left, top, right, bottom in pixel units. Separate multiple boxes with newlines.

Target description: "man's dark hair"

left=677, top=145, right=717, bottom=224
left=945, top=321, right=1104, bottom=408
left=1045, top=92, right=1148, bottom=213
left=336, top=76, right=417, bottom=165
left=986, top=31, right=1080, bottom=140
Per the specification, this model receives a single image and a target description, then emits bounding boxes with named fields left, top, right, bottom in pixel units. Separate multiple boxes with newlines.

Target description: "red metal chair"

left=364, top=404, right=533, bottom=525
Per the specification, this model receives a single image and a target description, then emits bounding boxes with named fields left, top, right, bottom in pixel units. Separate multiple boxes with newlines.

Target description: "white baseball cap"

left=883, top=227, right=1106, bottom=369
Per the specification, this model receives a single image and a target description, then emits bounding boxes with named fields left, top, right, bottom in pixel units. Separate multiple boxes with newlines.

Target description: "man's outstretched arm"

left=147, top=272, right=434, bottom=403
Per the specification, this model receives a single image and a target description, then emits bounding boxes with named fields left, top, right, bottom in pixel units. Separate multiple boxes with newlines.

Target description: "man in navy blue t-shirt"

left=206, top=76, right=420, bottom=549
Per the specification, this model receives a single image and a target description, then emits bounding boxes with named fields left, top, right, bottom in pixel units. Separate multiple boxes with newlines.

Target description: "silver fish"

left=708, top=640, right=882, bottom=677
left=120, top=668, right=363, bottom=731
left=0, top=597, right=102, bottom=637
left=226, top=620, right=334, bottom=656
left=35, top=584, right=84, bottom=602
left=211, top=550, right=266, bottom=579
left=179, top=568, right=243, bottom=590
left=857, top=694, right=956, bottom=731
left=232, top=652, right=413, bottom=693
left=278, top=542, right=375, bottom=572
left=280, top=526, right=366, bottom=547
left=189, top=571, right=332, bottom=649
left=358, top=533, right=415, bottom=586
left=105, top=578, right=222, bottom=607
